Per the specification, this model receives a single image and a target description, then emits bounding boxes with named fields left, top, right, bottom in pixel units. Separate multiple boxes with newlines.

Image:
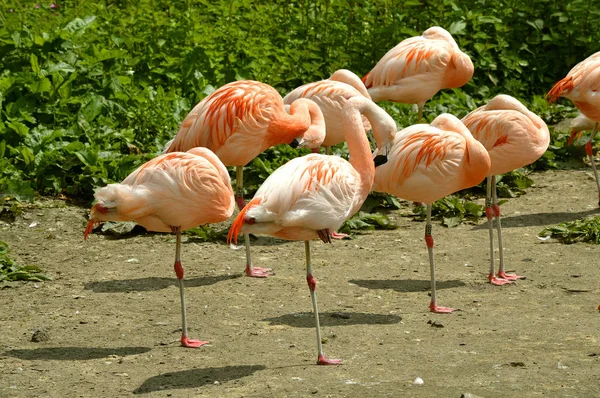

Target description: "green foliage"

left=539, top=216, right=600, bottom=244
left=1, top=0, right=599, bottom=202
left=0, top=241, right=51, bottom=282
left=412, top=196, right=484, bottom=227
left=339, top=211, right=397, bottom=234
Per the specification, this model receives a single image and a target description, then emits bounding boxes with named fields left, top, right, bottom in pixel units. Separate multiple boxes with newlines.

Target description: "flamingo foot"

left=488, top=273, right=513, bottom=286
left=181, top=335, right=208, bottom=348
left=497, top=271, right=525, bottom=281
left=429, top=302, right=456, bottom=314
left=317, top=354, right=342, bottom=365
left=245, top=264, right=272, bottom=278
left=331, top=231, right=349, bottom=239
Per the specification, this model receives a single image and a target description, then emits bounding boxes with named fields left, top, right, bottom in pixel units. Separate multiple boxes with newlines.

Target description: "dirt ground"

left=1, top=168, right=599, bottom=398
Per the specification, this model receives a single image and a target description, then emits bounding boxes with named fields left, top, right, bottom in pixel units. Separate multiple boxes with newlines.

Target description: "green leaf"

left=30, top=54, right=41, bottom=76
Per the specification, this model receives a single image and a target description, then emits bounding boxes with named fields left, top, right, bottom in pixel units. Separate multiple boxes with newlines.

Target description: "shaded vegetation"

left=539, top=216, right=600, bottom=244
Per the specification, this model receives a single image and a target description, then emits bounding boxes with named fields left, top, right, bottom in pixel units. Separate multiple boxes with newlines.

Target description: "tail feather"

left=361, top=72, right=372, bottom=88
left=546, top=76, right=574, bottom=103
left=567, top=130, right=583, bottom=146
left=227, top=198, right=261, bottom=244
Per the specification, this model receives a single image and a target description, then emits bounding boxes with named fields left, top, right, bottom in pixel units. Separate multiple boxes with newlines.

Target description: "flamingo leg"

left=417, top=103, right=424, bottom=123
left=305, top=241, right=341, bottom=365
left=493, top=176, right=524, bottom=281
left=426, top=205, right=456, bottom=313
left=584, top=123, right=600, bottom=206
left=236, top=166, right=272, bottom=278
left=172, top=227, right=208, bottom=348
left=486, top=177, right=512, bottom=285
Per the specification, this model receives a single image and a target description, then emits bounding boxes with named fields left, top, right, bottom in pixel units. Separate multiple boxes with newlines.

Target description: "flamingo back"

left=373, top=115, right=490, bottom=204
left=88, top=150, right=235, bottom=234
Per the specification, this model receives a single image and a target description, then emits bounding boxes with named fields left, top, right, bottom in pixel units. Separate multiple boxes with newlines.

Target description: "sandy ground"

left=1, top=168, right=599, bottom=398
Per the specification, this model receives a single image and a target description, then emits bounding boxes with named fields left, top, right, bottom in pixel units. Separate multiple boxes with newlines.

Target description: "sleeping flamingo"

left=165, top=80, right=325, bottom=277
left=372, top=114, right=490, bottom=313
left=84, top=148, right=235, bottom=348
left=462, top=95, right=549, bottom=285
left=362, top=26, right=474, bottom=122
left=284, top=69, right=372, bottom=154
left=547, top=51, right=600, bottom=205
left=227, top=97, right=396, bottom=364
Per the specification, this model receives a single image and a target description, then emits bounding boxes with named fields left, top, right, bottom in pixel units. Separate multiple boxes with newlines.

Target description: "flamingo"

left=362, top=26, right=474, bottom=122
left=547, top=51, right=600, bottom=205
left=165, top=80, right=326, bottom=277
left=566, top=113, right=600, bottom=206
left=227, top=97, right=396, bottom=365
left=462, top=95, right=549, bottom=285
left=284, top=69, right=375, bottom=240
left=84, top=148, right=235, bottom=348
left=283, top=69, right=372, bottom=154
left=372, top=114, right=490, bottom=313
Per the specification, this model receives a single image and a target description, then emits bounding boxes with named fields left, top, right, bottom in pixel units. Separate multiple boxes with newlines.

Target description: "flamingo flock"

left=84, top=26, right=598, bottom=365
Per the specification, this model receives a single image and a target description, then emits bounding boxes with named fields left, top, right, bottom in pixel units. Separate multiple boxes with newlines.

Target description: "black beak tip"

left=373, top=155, right=388, bottom=167
left=289, top=138, right=300, bottom=149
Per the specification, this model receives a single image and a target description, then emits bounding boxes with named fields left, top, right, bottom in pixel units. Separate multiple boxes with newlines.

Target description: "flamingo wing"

left=373, top=126, right=468, bottom=203
left=229, top=154, right=361, bottom=242
left=166, top=81, right=284, bottom=157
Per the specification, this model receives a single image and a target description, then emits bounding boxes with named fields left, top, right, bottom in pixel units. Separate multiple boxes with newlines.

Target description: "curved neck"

left=266, top=102, right=311, bottom=147
left=329, top=69, right=372, bottom=100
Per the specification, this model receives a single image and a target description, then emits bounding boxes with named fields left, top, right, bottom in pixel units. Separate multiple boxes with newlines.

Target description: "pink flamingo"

left=372, top=114, right=490, bottom=313
left=462, top=95, right=549, bottom=285
left=547, top=51, right=600, bottom=205
left=362, top=26, right=474, bottom=122
left=84, top=148, right=235, bottom=348
left=166, top=80, right=326, bottom=277
left=227, top=97, right=396, bottom=365
left=284, top=69, right=372, bottom=154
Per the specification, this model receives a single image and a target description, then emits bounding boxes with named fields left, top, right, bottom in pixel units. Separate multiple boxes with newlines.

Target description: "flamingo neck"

left=266, top=104, right=310, bottom=147
left=343, top=102, right=376, bottom=195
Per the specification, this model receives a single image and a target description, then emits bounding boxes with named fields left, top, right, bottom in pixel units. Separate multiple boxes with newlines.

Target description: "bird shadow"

left=470, top=208, right=599, bottom=230
left=264, top=311, right=402, bottom=328
left=133, top=365, right=266, bottom=394
left=349, top=279, right=465, bottom=293
left=83, top=274, right=241, bottom=293
left=2, top=346, right=151, bottom=361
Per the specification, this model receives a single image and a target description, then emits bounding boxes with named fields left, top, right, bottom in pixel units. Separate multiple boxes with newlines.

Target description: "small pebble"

left=413, top=377, right=424, bottom=385
left=31, top=329, right=50, bottom=342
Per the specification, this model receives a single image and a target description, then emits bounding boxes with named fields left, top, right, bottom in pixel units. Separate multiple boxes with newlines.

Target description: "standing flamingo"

left=227, top=97, right=396, bottom=365
left=84, top=148, right=235, bottom=348
left=372, top=114, right=490, bottom=313
left=166, top=80, right=325, bottom=277
left=362, top=26, right=474, bottom=122
left=462, top=95, right=549, bottom=285
left=284, top=69, right=372, bottom=154
left=547, top=51, right=600, bottom=205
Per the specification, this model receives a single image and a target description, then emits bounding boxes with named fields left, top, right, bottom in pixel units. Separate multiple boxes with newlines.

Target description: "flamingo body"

left=284, top=69, right=372, bottom=149
left=373, top=113, right=490, bottom=313
left=373, top=114, right=490, bottom=203
left=547, top=51, right=600, bottom=121
left=462, top=94, right=549, bottom=284
left=85, top=148, right=235, bottom=348
left=363, top=27, right=474, bottom=111
left=228, top=97, right=397, bottom=364
left=166, top=80, right=325, bottom=164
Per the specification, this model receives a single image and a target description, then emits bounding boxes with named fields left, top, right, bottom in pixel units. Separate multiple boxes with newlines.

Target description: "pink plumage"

left=228, top=97, right=397, bottom=365
left=462, top=95, right=549, bottom=284
left=363, top=26, right=474, bottom=121
left=85, top=147, right=235, bottom=348
left=373, top=113, right=490, bottom=313
left=165, top=80, right=327, bottom=277
left=284, top=69, right=372, bottom=150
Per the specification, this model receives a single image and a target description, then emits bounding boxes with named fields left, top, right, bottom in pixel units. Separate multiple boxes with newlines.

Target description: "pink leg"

left=485, top=178, right=514, bottom=285
left=172, top=228, right=208, bottom=348
left=305, top=241, right=342, bottom=365
left=425, top=205, right=456, bottom=314
left=236, top=166, right=273, bottom=278
left=584, top=124, right=600, bottom=207
left=492, top=180, right=524, bottom=281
